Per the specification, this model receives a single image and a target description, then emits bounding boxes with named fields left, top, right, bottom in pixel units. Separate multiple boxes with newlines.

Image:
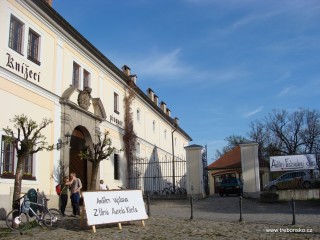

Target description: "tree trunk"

left=90, top=162, right=100, bottom=190
left=12, top=155, right=26, bottom=210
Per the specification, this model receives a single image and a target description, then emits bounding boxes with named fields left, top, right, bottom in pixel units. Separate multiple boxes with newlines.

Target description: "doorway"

left=69, top=127, right=88, bottom=191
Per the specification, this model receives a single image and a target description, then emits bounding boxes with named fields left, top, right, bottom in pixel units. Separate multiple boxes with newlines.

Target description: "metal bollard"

left=190, top=195, right=194, bottom=220
left=239, top=196, right=243, bottom=222
left=146, top=192, right=151, bottom=217
left=291, top=198, right=296, bottom=225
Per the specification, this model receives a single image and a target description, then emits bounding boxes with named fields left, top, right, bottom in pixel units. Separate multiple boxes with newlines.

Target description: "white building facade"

left=0, top=0, right=191, bottom=214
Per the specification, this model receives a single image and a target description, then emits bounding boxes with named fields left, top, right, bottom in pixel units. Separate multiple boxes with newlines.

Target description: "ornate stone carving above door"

left=77, top=87, right=92, bottom=110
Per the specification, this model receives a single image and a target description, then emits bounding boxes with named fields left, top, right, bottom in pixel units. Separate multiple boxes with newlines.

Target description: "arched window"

left=164, top=129, right=167, bottom=140
left=136, top=142, right=140, bottom=156
left=153, top=120, right=156, bottom=132
left=137, top=109, right=140, bottom=121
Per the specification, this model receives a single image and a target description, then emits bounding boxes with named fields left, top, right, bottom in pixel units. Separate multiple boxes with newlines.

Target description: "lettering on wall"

left=5, top=53, right=41, bottom=82
left=110, top=114, right=123, bottom=126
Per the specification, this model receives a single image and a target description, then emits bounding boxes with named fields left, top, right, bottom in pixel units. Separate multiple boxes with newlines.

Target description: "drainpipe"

left=172, top=126, right=177, bottom=193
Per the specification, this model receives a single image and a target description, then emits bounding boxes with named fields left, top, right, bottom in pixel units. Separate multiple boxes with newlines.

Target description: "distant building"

left=207, top=144, right=269, bottom=196
left=0, top=0, right=191, bottom=214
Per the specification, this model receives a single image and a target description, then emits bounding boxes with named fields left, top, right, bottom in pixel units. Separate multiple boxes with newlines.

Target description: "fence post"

left=146, top=192, right=151, bottom=217
left=239, top=196, right=243, bottom=222
left=291, top=197, right=296, bottom=225
left=190, top=195, right=194, bottom=220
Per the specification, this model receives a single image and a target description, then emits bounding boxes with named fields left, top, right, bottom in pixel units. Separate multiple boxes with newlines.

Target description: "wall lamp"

left=57, top=132, right=71, bottom=150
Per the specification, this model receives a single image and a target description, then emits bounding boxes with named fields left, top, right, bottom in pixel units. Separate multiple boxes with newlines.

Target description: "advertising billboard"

left=270, top=154, right=317, bottom=172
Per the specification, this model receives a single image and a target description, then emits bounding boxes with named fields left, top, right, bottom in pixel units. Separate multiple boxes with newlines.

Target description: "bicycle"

left=6, top=192, right=63, bottom=231
left=162, top=181, right=187, bottom=195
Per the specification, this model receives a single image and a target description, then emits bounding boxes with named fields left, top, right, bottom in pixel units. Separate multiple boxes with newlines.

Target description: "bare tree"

left=215, top=134, right=248, bottom=158
left=2, top=114, right=54, bottom=210
left=218, top=109, right=320, bottom=160
left=249, top=109, right=320, bottom=157
left=51, top=159, right=69, bottom=184
left=79, top=131, right=115, bottom=190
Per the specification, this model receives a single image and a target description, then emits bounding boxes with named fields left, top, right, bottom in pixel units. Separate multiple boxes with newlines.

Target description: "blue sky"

left=53, top=0, right=320, bottom=164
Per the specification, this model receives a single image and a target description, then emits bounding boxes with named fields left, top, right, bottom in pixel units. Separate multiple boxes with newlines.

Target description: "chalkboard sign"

left=82, top=190, right=148, bottom=226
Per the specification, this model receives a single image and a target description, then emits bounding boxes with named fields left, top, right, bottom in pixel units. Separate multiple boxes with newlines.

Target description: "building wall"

left=0, top=0, right=191, bottom=216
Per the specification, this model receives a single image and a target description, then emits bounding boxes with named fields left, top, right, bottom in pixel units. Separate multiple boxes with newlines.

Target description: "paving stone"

left=1, top=196, right=319, bottom=239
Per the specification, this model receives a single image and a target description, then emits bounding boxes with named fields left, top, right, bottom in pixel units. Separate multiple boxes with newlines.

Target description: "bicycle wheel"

left=6, top=209, right=29, bottom=231
left=43, top=208, right=63, bottom=230
left=162, top=188, right=171, bottom=195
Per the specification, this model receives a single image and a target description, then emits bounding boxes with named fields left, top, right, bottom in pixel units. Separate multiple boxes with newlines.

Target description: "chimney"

left=147, top=88, right=154, bottom=102
left=122, top=65, right=131, bottom=76
left=174, top=117, right=179, bottom=126
left=129, top=74, right=137, bottom=84
left=166, top=108, right=171, bottom=117
left=154, top=95, right=159, bottom=106
left=160, top=101, right=167, bottom=113
left=43, top=0, right=53, bottom=6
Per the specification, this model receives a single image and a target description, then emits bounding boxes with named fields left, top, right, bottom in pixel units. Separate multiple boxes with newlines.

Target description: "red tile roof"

left=207, top=146, right=241, bottom=170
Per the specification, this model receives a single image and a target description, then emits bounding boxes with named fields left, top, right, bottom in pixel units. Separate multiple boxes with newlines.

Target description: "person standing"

left=69, top=172, right=82, bottom=217
left=60, top=176, right=69, bottom=216
left=99, top=179, right=109, bottom=190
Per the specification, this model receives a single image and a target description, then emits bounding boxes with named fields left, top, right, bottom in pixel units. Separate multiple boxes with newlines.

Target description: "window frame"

left=152, top=120, right=156, bottom=132
left=137, top=109, right=141, bottom=122
left=23, top=154, right=35, bottom=179
left=114, top=92, right=119, bottom=114
left=27, top=28, right=41, bottom=65
left=83, top=69, right=91, bottom=89
left=1, top=136, right=15, bottom=177
left=114, top=154, right=120, bottom=180
left=72, top=61, right=81, bottom=88
left=8, top=15, right=24, bottom=55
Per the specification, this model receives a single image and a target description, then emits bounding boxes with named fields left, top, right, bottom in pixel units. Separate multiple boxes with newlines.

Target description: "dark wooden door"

left=69, top=128, right=87, bottom=191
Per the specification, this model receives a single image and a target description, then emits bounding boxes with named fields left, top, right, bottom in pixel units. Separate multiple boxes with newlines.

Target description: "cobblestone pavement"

left=1, top=195, right=320, bottom=239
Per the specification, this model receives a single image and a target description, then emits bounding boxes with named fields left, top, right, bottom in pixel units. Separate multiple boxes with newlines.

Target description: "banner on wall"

left=269, top=154, right=317, bottom=172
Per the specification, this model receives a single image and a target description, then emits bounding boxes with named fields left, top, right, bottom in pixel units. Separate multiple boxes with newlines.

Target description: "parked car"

left=264, top=170, right=313, bottom=191
left=219, top=178, right=243, bottom=197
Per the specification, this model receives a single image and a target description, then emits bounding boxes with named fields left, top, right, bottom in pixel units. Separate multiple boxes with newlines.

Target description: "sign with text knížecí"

left=82, top=190, right=148, bottom=226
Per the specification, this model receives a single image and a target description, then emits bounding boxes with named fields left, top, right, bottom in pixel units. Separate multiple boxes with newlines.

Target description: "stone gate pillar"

left=185, top=144, right=205, bottom=199
left=240, top=142, right=260, bottom=198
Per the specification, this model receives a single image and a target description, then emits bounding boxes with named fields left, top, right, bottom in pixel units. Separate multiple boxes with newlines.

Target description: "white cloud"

left=243, top=106, right=263, bottom=118
left=278, top=86, right=292, bottom=97
left=123, top=48, right=249, bottom=87
left=133, top=48, right=187, bottom=77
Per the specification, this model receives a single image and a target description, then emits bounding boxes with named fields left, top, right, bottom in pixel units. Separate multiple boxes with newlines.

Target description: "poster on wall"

left=82, top=190, right=148, bottom=226
left=269, top=154, right=317, bottom=172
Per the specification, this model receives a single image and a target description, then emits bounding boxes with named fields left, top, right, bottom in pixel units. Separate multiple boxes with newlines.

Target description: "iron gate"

left=129, top=155, right=187, bottom=198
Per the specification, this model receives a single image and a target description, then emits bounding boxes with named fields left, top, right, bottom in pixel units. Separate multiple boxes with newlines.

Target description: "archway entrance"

left=69, top=127, right=91, bottom=191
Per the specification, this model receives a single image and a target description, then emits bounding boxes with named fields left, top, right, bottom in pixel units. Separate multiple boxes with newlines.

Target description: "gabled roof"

left=207, top=146, right=241, bottom=170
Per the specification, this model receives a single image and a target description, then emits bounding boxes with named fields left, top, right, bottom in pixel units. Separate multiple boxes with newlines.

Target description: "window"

left=83, top=69, right=90, bottom=88
left=8, top=15, right=24, bottom=54
left=24, top=154, right=33, bottom=176
left=1, top=136, right=15, bottom=176
left=164, top=130, right=167, bottom=140
left=136, top=142, right=140, bottom=156
left=153, top=121, right=156, bottom=132
left=137, top=109, right=140, bottom=121
left=114, top=92, right=119, bottom=114
left=114, top=154, right=120, bottom=180
left=72, top=62, right=80, bottom=88
left=27, top=29, right=40, bottom=65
